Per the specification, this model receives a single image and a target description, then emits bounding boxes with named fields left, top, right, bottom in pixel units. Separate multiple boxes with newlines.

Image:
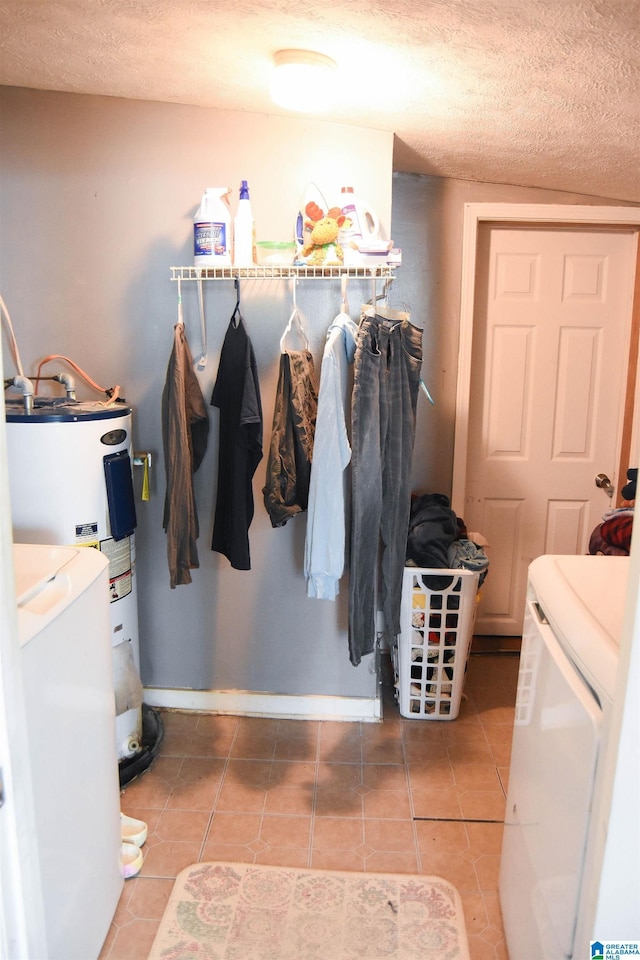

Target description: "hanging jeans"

left=348, top=311, right=423, bottom=666
left=263, top=349, right=318, bottom=527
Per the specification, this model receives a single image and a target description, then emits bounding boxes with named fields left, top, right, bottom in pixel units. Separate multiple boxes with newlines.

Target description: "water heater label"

left=100, top=535, right=133, bottom=602
left=75, top=522, right=99, bottom=544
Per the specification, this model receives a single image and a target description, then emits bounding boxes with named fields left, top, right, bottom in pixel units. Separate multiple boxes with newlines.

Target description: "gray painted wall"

left=0, top=86, right=624, bottom=701
left=0, top=87, right=392, bottom=701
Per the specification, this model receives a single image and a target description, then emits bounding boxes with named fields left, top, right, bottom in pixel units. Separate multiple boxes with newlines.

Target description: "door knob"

left=595, top=473, right=614, bottom=497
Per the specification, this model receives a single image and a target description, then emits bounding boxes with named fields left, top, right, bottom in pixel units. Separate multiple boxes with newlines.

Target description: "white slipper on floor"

left=120, top=841, right=144, bottom=879
left=121, top=812, right=148, bottom=847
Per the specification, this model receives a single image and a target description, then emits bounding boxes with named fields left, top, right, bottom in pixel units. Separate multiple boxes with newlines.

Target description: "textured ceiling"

left=1, top=0, right=639, bottom=201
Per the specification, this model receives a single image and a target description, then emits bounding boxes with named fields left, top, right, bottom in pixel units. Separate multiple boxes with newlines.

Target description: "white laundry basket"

left=392, top=567, right=480, bottom=719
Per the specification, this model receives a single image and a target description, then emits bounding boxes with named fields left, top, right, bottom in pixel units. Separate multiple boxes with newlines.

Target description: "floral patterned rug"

left=148, top=861, right=470, bottom=960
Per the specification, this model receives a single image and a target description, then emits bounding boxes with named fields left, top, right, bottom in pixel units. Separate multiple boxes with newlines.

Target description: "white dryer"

left=499, top=554, right=627, bottom=960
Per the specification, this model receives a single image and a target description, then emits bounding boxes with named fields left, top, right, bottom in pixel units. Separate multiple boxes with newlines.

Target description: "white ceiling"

left=1, top=0, right=639, bottom=201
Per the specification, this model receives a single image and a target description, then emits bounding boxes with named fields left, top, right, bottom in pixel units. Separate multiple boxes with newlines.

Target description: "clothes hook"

left=232, top=276, right=242, bottom=328
left=196, top=276, right=208, bottom=369
left=177, top=277, right=184, bottom=326
left=341, top=274, right=350, bottom=314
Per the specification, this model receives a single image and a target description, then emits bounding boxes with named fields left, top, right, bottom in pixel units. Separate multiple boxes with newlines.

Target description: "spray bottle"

left=233, top=180, right=256, bottom=267
left=194, top=188, right=232, bottom=268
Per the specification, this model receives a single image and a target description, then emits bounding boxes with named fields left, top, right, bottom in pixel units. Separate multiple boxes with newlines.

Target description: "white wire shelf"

left=170, top=264, right=397, bottom=281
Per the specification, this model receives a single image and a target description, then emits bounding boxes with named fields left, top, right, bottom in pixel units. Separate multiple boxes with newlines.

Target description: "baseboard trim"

left=142, top=687, right=382, bottom=722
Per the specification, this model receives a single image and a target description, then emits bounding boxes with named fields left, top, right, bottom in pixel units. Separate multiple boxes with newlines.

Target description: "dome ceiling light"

left=270, top=49, right=338, bottom=112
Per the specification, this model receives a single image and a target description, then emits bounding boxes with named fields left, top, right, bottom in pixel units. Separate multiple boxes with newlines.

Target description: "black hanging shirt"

left=211, top=314, right=263, bottom=569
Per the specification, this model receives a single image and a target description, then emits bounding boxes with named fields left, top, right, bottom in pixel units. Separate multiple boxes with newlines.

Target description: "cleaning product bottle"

left=194, top=188, right=232, bottom=268
left=337, top=186, right=380, bottom=264
left=233, top=180, right=256, bottom=267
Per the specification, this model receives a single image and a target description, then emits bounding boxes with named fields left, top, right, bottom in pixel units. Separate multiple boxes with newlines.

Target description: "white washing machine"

left=499, top=554, right=627, bottom=960
left=15, top=543, right=123, bottom=960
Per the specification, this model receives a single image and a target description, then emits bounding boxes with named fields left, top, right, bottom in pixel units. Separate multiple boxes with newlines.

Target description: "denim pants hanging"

left=348, top=312, right=423, bottom=666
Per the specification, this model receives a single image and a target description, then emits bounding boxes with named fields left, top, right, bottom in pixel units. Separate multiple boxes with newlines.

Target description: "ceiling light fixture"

left=270, top=49, right=338, bottom=113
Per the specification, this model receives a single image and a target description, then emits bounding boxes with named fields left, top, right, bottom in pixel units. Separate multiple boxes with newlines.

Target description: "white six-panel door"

left=464, top=223, right=637, bottom=635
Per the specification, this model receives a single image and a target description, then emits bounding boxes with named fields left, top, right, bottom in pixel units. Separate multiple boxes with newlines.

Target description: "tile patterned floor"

left=99, top=652, right=519, bottom=960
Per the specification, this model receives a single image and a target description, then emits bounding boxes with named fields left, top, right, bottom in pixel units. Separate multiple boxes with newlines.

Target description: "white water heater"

left=5, top=397, right=143, bottom=760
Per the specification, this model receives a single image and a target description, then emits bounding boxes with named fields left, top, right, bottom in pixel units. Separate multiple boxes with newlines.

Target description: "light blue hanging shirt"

left=304, top=312, right=359, bottom=599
